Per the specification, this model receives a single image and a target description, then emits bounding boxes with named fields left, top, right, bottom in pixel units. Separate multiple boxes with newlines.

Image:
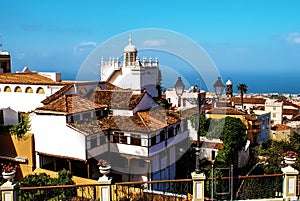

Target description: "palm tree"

left=237, top=83, right=248, bottom=109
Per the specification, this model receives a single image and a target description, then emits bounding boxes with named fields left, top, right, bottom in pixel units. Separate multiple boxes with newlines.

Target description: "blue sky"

left=1, top=1, right=300, bottom=93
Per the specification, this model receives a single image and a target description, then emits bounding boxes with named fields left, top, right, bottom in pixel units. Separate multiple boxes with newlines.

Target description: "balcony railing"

left=10, top=173, right=287, bottom=201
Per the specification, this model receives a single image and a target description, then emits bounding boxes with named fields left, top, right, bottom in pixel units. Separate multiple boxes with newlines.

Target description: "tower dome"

left=226, top=79, right=232, bottom=85
left=123, top=35, right=137, bottom=53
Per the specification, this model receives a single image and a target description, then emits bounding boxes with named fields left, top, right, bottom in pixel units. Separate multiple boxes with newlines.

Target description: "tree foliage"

left=9, top=113, right=30, bottom=138
left=237, top=83, right=248, bottom=108
left=189, top=113, right=210, bottom=136
left=257, top=132, right=300, bottom=174
left=19, top=169, right=76, bottom=200
left=213, top=117, right=247, bottom=167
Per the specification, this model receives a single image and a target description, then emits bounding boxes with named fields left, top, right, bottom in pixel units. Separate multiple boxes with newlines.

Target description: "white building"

left=0, top=67, right=68, bottom=113
left=30, top=84, right=190, bottom=182
left=100, top=36, right=159, bottom=97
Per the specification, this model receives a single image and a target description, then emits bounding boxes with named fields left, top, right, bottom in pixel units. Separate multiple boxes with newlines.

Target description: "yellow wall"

left=0, top=133, right=35, bottom=179
left=207, top=114, right=244, bottom=120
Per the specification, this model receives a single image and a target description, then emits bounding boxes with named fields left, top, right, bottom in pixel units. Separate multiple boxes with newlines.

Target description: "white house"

left=0, top=67, right=69, bottom=114
left=30, top=84, right=191, bottom=182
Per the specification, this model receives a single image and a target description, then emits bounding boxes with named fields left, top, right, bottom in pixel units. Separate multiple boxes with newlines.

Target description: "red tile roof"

left=207, top=107, right=246, bottom=115
left=69, top=107, right=180, bottom=134
left=42, top=84, right=74, bottom=104
left=0, top=73, right=69, bottom=85
left=88, top=90, right=145, bottom=110
left=37, top=95, right=104, bottom=114
left=283, top=109, right=299, bottom=116
left=271, top=124, right=291, bottom=131
left=230, top=97, right=266, bottom=105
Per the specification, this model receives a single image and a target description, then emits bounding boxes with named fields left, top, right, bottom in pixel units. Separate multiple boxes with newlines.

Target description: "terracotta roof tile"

left=283, top=109, right=299, bottom=116
left=0, top=73, right=68, bottom=85
left=207, top=107, right=246, bottom=115
left=37, top=95, right=103, bottom=114
left=271, top=124, right=291, bottom=131
left=291, top=114, right=300, bottom=121
left=69, top=107, right=180, bottom=134
left=88, top=90, right=144, bottom=110
left=42, top=84, right=74, bottom=104
left=230, top=97, right=266, bottom=105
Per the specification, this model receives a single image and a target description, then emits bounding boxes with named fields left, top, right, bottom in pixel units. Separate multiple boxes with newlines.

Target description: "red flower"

left=284, top=151, right=298, bottom=159
left=97, top=159, right=110, bottom=167
left=1, top=162, right=19, bottom=173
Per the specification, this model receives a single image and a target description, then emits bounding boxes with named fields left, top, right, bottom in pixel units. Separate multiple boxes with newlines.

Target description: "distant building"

left=0, top=51, right=11, bottom=73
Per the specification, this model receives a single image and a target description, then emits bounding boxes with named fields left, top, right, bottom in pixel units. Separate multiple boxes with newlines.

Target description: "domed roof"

left=124, top=35, right=137, bottom=53
left=226, top=79, right=232, bottom=85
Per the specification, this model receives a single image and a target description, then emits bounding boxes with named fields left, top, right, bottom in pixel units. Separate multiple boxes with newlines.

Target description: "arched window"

left=25, top=87, right=33, bottom=93
left=14, top=86, right=22, bottom=92
left=4, top=86, right=11, bottom=92
left=36, top=87, right=45, bottom=94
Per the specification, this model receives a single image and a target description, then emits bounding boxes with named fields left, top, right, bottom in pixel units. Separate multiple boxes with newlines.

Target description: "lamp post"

left=174, top=77, right=185, bottom=108
left=213, top=77, right=224, bottom=102
left=195, top=91, right=205, bottom=174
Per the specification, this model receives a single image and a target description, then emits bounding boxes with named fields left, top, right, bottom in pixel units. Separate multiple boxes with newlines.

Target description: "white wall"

left=30, top=113, right=86, bottom=161
left=0, top=84, right=64, bottom=112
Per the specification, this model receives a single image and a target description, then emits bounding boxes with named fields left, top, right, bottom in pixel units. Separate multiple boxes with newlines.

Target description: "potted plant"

left=1, top=162, right=19, bottom=182
left=283, top=150, right=298, bottom=166
left=97, top=159, right=111, bottom=181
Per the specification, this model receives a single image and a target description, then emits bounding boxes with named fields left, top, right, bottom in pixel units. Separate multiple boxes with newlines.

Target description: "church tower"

left=100, top=35, right=159, bottom=97
left=226, top=79, right=233, bottom=97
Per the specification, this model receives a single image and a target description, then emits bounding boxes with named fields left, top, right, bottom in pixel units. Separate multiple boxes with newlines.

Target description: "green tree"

left=213, top=117, right=248, bottom=168
left=237, top=83, right=248, bottom=109
left=189, top=113, right=209, bottom=136
left=9, top=113, right=30, bottom=138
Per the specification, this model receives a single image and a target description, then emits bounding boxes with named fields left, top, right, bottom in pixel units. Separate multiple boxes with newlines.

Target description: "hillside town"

left=1, top=38, right=300, bottom=200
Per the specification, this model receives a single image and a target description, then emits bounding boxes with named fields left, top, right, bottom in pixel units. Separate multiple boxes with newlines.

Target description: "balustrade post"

left=191, top=172, right=206, bottom=201
left=1, top=181, right=19, bottom=201
left=281, top=165, right=299, bottom=201
left=98, top=179, right=112, bottom=201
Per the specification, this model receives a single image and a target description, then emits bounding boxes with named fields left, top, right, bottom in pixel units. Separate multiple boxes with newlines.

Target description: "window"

left=113, top=132, right=127, bottom=144
left=36, top=87, right=45, bottom=94
left=25, top=87, right=33, bottom=93
left=160, top=130, right=165, bottom=142
left=130, top=135, right=141, bottom=146
left=175, top=124, right=180, bottom=135
left=151, top=136, right=156, bottom=146
left=90, top=137, right=97, bottom=148
left=168, top=127, right=174, bottom=138
left=82, top=112, right=91, bottom=120
left=14, top=86, right=22, bottom=92
left=273, top=106, right=276, bottom=110
left=99, top=134, right=107, bottom=146
left=4, top=86, right=11, bottom=92
left=273, top=113, right=276, bottom=118
left=72, top=114, right=81, bottom=122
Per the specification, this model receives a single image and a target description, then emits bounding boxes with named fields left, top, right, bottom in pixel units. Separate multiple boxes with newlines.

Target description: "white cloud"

left=143, top=39, right=166, bottom=47
left=74, top=41, right=97, bottom=54
left=286, top=32, right=300, bottom=44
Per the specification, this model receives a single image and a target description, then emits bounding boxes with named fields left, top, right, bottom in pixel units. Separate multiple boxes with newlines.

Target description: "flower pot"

left=2, top=170, right=16, bottom=182
left=284, top=157, right=297, bottom=166
left=98, top=165, right=111, bottom=181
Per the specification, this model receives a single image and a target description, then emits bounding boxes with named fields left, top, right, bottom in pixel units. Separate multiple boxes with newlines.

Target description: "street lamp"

left=213, top=77, right=224, bottom=101
left=174, top=77, right=185, bottom=108
left=195, top=91, right=205, bottom=174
